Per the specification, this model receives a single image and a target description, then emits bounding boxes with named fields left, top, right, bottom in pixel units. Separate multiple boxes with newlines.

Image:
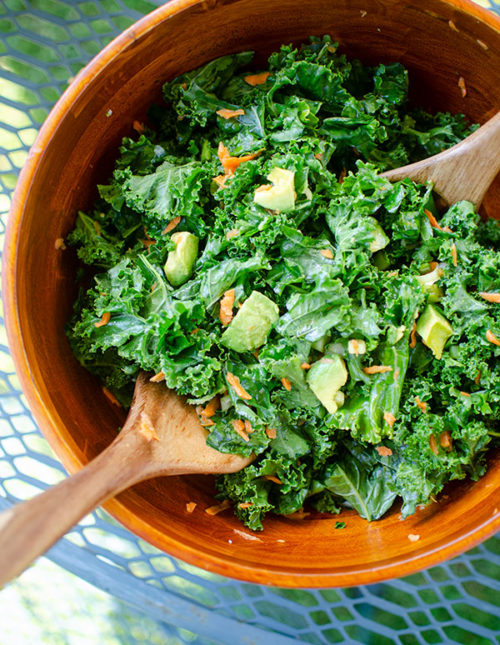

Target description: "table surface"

left=0, top=1, right=499, bottom=643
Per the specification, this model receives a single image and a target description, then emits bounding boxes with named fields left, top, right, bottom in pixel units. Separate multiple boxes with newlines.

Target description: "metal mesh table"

left=0, top=1, right=499, bottom=643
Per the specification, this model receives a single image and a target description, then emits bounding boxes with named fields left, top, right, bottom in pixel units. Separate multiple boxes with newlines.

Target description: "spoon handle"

left=383, top=111, right=500, bottom=207
left=0, top=427, right=153, bottom=588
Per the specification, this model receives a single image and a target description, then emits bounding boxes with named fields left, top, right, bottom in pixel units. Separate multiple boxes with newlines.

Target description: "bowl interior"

left=5, top=0, right=500, bottom=587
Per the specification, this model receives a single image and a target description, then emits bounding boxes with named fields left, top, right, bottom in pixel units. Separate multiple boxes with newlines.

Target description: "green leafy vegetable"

left=66, top=36, right=498, bottom=531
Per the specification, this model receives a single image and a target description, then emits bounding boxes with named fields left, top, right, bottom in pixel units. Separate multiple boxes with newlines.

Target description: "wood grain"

left=3, top=0, right=500, bottom=587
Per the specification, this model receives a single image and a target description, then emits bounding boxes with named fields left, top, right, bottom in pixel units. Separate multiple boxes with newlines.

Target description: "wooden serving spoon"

left=0, top=373, right=253, bottom=587
left=382, top=111, right=500, bottom=207
left=1, top=111, right=500, bottom=589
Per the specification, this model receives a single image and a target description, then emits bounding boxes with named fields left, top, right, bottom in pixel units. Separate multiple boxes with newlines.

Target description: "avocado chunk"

left=416, top=304, right=453, bottom=359
left=254, top=167, right=295, bottom=212
left=417, top=264, right=444, bottom=302
left=164, top=231, right=199, bottom=287
left=368, top=219, right=390, bottom=253
left=306, top=354, right=348, bottom=414
left=221, top=291, right=279, bottom=352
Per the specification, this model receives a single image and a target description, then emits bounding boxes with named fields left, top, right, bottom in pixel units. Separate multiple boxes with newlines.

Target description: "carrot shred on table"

left=231, top=419, right=249, bottom=442
left=264, top=475, right=282, bottom=485
left=217, top=142, right=260, bottom=175
left=265, top=427, right=277, bottom=439
left=102, top=387, right=121, bottom=407
left=219, top=288, right=235, bottom=326
left=362, top=365, right=393, bottom=375
left=320, top=249, right=333, bottom=259
left=301, top=362, right=311, bottom=370
left=244, top=71, right=270, bottom=86
left=54, top=237, right=66, bottom=250
left=479, top=292, right=500, bottom=303
left=94, top=312, right=110, bottom=328
left=383, top=412, right=396, bottom=428
left=138, top=412, right=160, bottom=442
left=150, top=371, right=165, bottom=382
left=216, top=108, right=245, bottom=119
left=226, top=372, right=252, bottom=400
left=451, top=243, right=458, bottom=266
left=376, top=445, right=393, bottom=457
left=238, top=502, right=253, bottom=509
left=202, top=396, right=220, bottom=418
left=162, top=216, right=181, bottom=234
left=205, top=499, right=232, bottom=516
left=486, top=329, right=500, bottom=346
left=415, top=396, right=427, bottom=413
left=185, top=502, right=197, bottom=513
left=281, top=377, right=292, bottom=391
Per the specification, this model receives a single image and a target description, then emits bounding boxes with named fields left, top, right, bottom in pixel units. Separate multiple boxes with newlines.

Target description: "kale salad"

left=67, top=36, right=500, bottom=530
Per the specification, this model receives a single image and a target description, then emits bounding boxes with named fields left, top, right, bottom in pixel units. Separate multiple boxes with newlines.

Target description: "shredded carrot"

left=253, top=349, right=260, bottom=360
left=266, top=427, right=277, bottom=439
left=383, top=412, right=396, bottom=428
left=133, top=120, right=145, bottom=134
left=394, top=368, right=401, bottom=381
left=458, top=76, right=467, bottom=98
left=226, top=229, right=240, bottom=240
left=186, top=502, right=197, bottom=513
left=408, top=533, right=420, bottom=542
left=217, top=142, right=260, bottom=175
left=362, top=365, right=393, bottom=375
left=213, top=174, right=228, bottom=189
left=138, top=412, right=160, bottom=442
left=140, top=228, right=156, bottom=250
left=451, top=243, right=458, bottom=267
left=226, top=372, right=252, bottom=400
left=338, top=168, right=347, bottom=183
left=162, top=216, right=181, bottom=234
left=150, top=371, right=165, bottom=383
left=376, top=445, right=393, bottom=457
left=448, top=19, right=459, bottom=32
left=205, top=499, right=231, bottom=516
left=429, top=434, right=439, bottom=455
left=216, top=108, right=245, bottom=119
left=244, top=419, right=254, bottom=434
left=429, top=261, right=438, bottom=271
left=231, top=419, right=249, bottom=442
left=244, top=71, right=270, bottom=86
left=486, top=329, right=500, bottom=346
left=475, top=370, right=482, bottom=385
left=314, top=152, right=323, bottom=161
left=238, top=502, right=253, bottom=509
left=459, top=391, right=471, bottom=397
left=54, top=237, right=66, bottom=250
left=200, top=417, right=215, bottom=427
left=102, top=387, right=121, bottom=407
left=202, top=396, right=220, bottom=418
left=94, top=312, right=110, bottom=328
left=301, top=362, right=311, bottom=370
left=410, top=320, right=418, bottom=348
left=320, top=249, right=333, bottom=259
left=424, top=209, right=441, bottom=230
left=281, top=377, right=292, bottom=391
left=219, top=288, right=235, bottom=326
left=264, top=475, right=282, bottom=485
left=93, top=220, right=101, bottom=236
left=479, top=292, right=500, bottom=303
left=415, top=396, right=427, bottom=413
left=440, top=430, right=452, bottom=450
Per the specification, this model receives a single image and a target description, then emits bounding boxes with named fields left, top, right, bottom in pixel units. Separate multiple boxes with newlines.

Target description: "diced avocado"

left=254, top=167, right=295, bottom=212
left=306, top=354, right=348, bottom=414
left=417, top=265, right=444, bottom=302
left=164, top=231, right=199, bottom=286
left=416, top=304, right=453, bottom=359
left=221, top=291, right=279, bottom=352
left=368, top=220, right=390, bottom=253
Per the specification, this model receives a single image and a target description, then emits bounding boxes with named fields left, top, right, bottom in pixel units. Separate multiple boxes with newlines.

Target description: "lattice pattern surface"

left=0, top=1, right=499, bottom=643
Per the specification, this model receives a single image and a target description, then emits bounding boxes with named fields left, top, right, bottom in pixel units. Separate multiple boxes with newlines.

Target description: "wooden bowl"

left=4, top=0, right=500, bottom=587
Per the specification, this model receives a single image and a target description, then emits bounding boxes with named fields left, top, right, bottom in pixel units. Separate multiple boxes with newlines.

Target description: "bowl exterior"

left=4, top=0, right=500, bottom=587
